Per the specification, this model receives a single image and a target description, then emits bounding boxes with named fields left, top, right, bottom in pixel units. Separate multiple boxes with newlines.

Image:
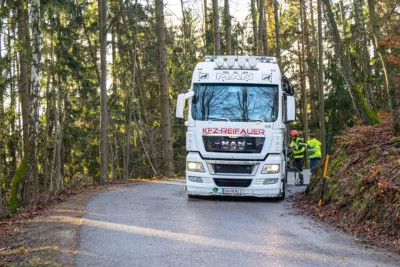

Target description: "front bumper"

left=186, top=185, right=282, bottom=198
left=185, top=152, right=284, bottom=198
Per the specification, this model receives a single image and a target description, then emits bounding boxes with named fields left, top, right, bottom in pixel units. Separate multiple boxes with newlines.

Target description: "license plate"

left=222, top=188, right=244, bottom=195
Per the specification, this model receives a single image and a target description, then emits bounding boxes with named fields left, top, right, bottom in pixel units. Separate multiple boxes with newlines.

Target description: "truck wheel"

left=277, top=182, right=286, bottom=200
left=285, top=168, right=288, bottom=185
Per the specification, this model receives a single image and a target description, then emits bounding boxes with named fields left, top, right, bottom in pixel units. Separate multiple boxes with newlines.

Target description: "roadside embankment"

left=295, top=113, right=400, bottom=254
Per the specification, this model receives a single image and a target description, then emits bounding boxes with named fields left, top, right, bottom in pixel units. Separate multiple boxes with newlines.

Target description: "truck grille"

left=203, top=136, right=265, bottom=153
left=214, top=178, right=252, bottom=188
left=213, top=164, right=253, bottom=174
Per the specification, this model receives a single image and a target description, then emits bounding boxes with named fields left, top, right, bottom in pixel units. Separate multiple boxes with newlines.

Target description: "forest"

left=0, top=0, right=399, bottom=216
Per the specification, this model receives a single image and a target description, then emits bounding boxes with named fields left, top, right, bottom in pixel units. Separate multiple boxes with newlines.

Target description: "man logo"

left=199, top=73, right=209, bottom=79
left=221, top=141, right=246, bottom=150
left=262, top=74, right=272, bottom=81
left=216, top=72, right=253, bottom=81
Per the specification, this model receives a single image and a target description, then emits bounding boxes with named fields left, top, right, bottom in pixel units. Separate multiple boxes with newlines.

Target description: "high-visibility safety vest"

left=307, top=138, right=322, bottom=159
left=290, top=137, right=306, bottom=159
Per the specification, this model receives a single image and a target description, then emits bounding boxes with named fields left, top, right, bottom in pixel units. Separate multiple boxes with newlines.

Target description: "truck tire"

left=285, top=166, right=288, bottom=185
left=277, top=182, right=286, bottom=200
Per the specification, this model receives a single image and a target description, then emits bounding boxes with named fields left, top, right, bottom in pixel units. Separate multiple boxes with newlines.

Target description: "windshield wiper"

left=248, top=119, right=265, bottom=122
left=209, top=118, right=231, bottom=122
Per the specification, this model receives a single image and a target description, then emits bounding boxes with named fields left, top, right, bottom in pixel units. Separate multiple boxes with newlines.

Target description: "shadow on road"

left=187, top=195, right=284, bottom=203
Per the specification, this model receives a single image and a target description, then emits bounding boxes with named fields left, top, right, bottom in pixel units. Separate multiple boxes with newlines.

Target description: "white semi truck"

left=176, top=56, right=296, bottom=199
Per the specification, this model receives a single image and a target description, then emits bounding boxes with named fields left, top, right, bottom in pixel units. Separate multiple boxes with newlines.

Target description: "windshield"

left=191, top=83, right=279, bottom=122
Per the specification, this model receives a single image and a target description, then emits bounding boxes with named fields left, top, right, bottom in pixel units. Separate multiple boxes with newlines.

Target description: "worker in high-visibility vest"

left=307, top=133, right=322, bottom=172
left=289, top=130, right=307, bottom=185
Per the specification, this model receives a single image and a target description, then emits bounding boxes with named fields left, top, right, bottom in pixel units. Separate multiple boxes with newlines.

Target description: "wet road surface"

left=76, top=173, right=399, bottom=267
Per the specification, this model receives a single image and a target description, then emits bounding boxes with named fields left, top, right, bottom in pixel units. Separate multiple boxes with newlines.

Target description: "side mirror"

left=284, top=95, right=296, bottom=123
left=176, top=90, right=194, bottom=119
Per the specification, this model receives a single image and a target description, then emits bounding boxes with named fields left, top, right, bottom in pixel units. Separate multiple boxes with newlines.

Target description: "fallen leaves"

left=295, top=112, right=400, bottom=254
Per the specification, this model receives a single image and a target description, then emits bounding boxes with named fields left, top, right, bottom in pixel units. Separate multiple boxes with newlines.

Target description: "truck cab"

left=176, top=56, right=295, bottom=199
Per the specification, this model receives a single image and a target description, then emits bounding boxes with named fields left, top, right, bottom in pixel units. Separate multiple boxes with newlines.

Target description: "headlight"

left=187, top=161, right=205, bottom=172
left=261, top=164, right=280, bottom=174
left=263, top=178, right=279, bottom=184
left=188, top=176, right=203, bottom=183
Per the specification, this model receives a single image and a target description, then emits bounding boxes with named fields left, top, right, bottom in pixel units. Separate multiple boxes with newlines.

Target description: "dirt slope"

left=296, top=113, right=400, bottom=254
left=0, top=182, right=134, bottom=266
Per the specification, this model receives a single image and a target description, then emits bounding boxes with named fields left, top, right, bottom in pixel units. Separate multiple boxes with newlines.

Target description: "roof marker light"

left=237, top=57, right=246, bottom=68
left=227, top=57, right=235, bottom=68
left=248, top=57, right=257, bottom=68
left=215, top=57, right=224, bottom=68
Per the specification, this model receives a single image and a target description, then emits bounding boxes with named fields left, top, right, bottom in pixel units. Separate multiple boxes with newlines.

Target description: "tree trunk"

left=9, top=16, right=17, bottom=180
left=110, top=26, right=118, bottom=181
left=17, top=0, right=29, bottom=152
left=224, top=0, right=231, bottom=55
left=43, top=43, right=54, bottom=190
left=262, top=1, right=268, bottom=55
left=318, top=0, right=326, bottom=157
left=49, top=86, right=58, bottom=193
left=22, top=0, right=41, bottom=208
left=99, top=0, right=108, bottom=184
left=273, top=0, right=280, bottom=64
left=299, top=0, right=309, bottom=162
left=212, top=0, right=221, bottom=55
left=367, top=0, right=399, bottom=135
left=55, top=72, right=63, bottom=193
left=258, top=0, right=265, bottom=55
left=136, top=54, right=157, bottom=170
left=354, top=0, right=374, bottom=110
left=321, top=0, right=380, bottom=125
left=0, top=24, right=4, bottom=216
left=310, top=0, right=319, bottom=130
left=180, top=0, right=189, bottom=87
left=203, top=0, right=208, bottom=52
left=156, top=0, right=175, bottom=176
left=301, top=0, right=317, bottom=131
left=251, top=0, right=258, bottom=55
left=116, top=12, right=129, bottom=179
left=124, top=0, right=139, bottom=180
left=338, top=0, right=351, bottom=67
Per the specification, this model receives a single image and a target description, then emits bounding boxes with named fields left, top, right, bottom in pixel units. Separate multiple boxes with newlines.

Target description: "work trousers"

left=295, top=158, right=304, bottom=183
left=310, top=158, right=321, bottom=170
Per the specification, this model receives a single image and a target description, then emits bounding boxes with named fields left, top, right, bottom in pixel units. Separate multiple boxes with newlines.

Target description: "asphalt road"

left=76, top=173, right=399, bottom=267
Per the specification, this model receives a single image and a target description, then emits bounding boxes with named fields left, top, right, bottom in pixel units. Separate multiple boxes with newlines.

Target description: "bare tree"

left=99, top=0, right=108, bottom=183
left=224, top=0, right=231, bottom=55
left=156, top=0, right=175, bottom=176
left=212, top=0, right=221, bottom=55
